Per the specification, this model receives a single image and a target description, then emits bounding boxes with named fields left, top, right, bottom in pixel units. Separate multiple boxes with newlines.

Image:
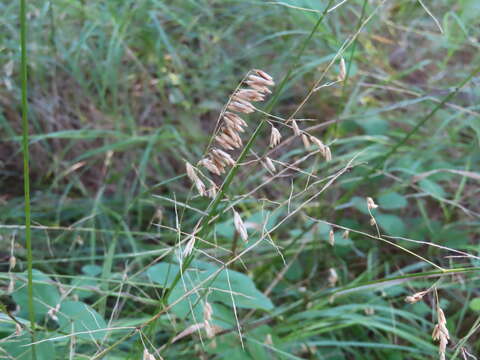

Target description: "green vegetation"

left=1, top=0, right=479, bottom=359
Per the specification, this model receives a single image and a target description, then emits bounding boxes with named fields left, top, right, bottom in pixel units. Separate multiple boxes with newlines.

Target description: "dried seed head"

left=211, top=148, right=235, bottom=167
left=247, top=74, right=275, bottom=87
left=432, top=305, right=450, bottom=360
left=301, top=134, right=311, bottom=148
left=9, top=256, right=16, bottom=271
left=264, top=156, right=276, bottom=173
left=269, top=126, right=282, bottom=148
left=338, top=57, right=346, bottom=81
left=369, top=217, right=376, bottom=226
left=246, top=81, right=272, bottom=94
left=224, top=111, right=247, bottom=127
left=328, top=229, right=335, bottom=246
left=233, top=209, right=248, bottom=242
left=324, top=146, right=332, bottom=161
left=291, top=120, right=301, bottom=136
left=228, top=100, right=255, bottom=114
left=47, top=304, right=61, bottom=322
left=183, top=235, right=196, bottom=258
left=328, top=268, right=338, bottom=287
left=364, top=307, right=375, bottom=316
left=185, top=161, right=206, bottom=196
left=342, top=230, right=350, bottom=239
left=172, top=323, right=205, bottom=343
left=199, top=158, right=222, bottom=176
left=15, top=323, right=22, bottom=336
left=204, top=302, right=213, bottom=322
left=310, top=136, right=325, bottom=151
left=254, top=69, right=274, bottom=83
left=215, top=134, right=235, bottom=150
left=234, top=89, right=265, bottom=102
left=367, top=197, right=378, bottom=210
left=8, top=277, right=14, bottom=294
left=405, top=290, right=428, bottom=304
left=143, top=349, right=156, bottom=360
left=223, top=127, right=243, bottom=148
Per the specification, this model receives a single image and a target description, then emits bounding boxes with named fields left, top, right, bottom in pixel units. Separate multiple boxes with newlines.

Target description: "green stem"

left=162, top=0, right=336, bottom=305
left=20, top=0, right=36, bottom=357
left=338, top=64, right=480, bottom=204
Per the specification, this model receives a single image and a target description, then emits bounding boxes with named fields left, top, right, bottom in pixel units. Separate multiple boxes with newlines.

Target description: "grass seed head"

left=328, top=268, right=338, bottom=286
left=269, top=126, right=282, bottom=148
left=228, top=100, right=255, bottom=114
left=199, top=158, right=222, bottom=175
left=338, top=57, right=346, bottom=81
left=185, top=161, right=206, bottom=196
left=291, top=120, right=301, bottom=136
left=367, top=197, right=378, bottom=210
left=329, top=229, right=335, bottom=246
left=264, top=156, right=276, bottom=173
left=233, top=209, right=248, bottom=242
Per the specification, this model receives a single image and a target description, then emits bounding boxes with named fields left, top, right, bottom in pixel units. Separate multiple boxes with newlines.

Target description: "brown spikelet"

left=291, top=120, right=301, bottom=136
left=269, top=126, right=282, bottom=148
left=233, top=209, right=248, bottom=242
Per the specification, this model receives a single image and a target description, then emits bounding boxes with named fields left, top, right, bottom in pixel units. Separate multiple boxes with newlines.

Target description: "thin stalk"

left=20, top=0, right=36, bottom=358
left=338, top=64, right=480, bottom=204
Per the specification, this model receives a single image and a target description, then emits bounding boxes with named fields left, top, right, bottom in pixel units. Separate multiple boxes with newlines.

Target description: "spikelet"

left=338, top=57, right=346, bottom=81
left=328, top=268, right=338, bottom=286
left=233, top=89, right=265, bottom=102
left=367, top=197, right=378, bottom=210
left=269, top=126, right=282, bottom=148
left=301, top=134, right=311, bottom=149
left=328, top=229, right=335, bottom=246
left=291, top=120, right=301, bottom=136
left=172, top=323, right=205, bottom=343
left=198, top=158, right=222, bottom=175
left=199, top=69, right=274, bottom=179
left=143, top=349, right=156, bottom=360
left=233, top=209, right=248, bottom=242
left=228, top=100, right=255, bottom=114
left=183, top=235, right=196, bottom=258
left=247, top=74, right=275, bottom=87
left=324, top=146, right=332, bottom=161
left=9, top=256, right=16, bottom=271
left=185, top=161, right=206, bottom=196
left=405, top=290, right=428, bottom=304
left=211, top=148, right=235, bottom=167
left=264, top=156, right=276, bottom=173
left=432, top=305, right=450, bottom=360
left=342, top=230, right=350, bottom=239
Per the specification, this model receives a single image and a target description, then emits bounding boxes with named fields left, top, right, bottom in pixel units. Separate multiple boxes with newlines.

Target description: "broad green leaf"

left=469, top=298, right=480, bottom=312
left=57, top=301, right=108, bottom=340
left=375, top=213, right=406, bottom=236
left=12, top=270, right=60, bottom=321
left=419, top=179, right=446, bottom=198
left=1, top=332, right=55, bottom=360
left=378, top=192, right=407, bottom=209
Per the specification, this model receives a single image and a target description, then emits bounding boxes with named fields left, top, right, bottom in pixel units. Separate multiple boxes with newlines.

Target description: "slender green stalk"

left=20, top=0, right=36, bottom=358
left=338, top=64, right=480, bottom=204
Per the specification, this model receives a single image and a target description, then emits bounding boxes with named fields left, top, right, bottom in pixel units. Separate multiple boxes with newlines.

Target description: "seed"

left=269, top=126, right=282, bottom=148
left=228, top=100, right=255, bottom=114
left=291, top=120, right=301, bottom=136
left=233, top=89, right=265, bottom=102
left=367, top=197, right=378, bottom=210
left=199, top=158, right=222, bottom=175
left=264, top=157, right=276, bottom=173
left=233, top=209, right=248, bottom=242
left=185, top=161, right=206, bottom=196
left=338, top=57, right=346, bottom=81
left=254, top=69, right=274, bottom=83
left=247, top=74, right=275, bottom=87
left=328, top=268, right=338, bottom=286
left=328, top=229, right=335, bottom=246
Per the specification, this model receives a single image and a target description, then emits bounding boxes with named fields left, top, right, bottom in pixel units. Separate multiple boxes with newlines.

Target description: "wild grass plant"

left=1, top=0, right=480, bottom=359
